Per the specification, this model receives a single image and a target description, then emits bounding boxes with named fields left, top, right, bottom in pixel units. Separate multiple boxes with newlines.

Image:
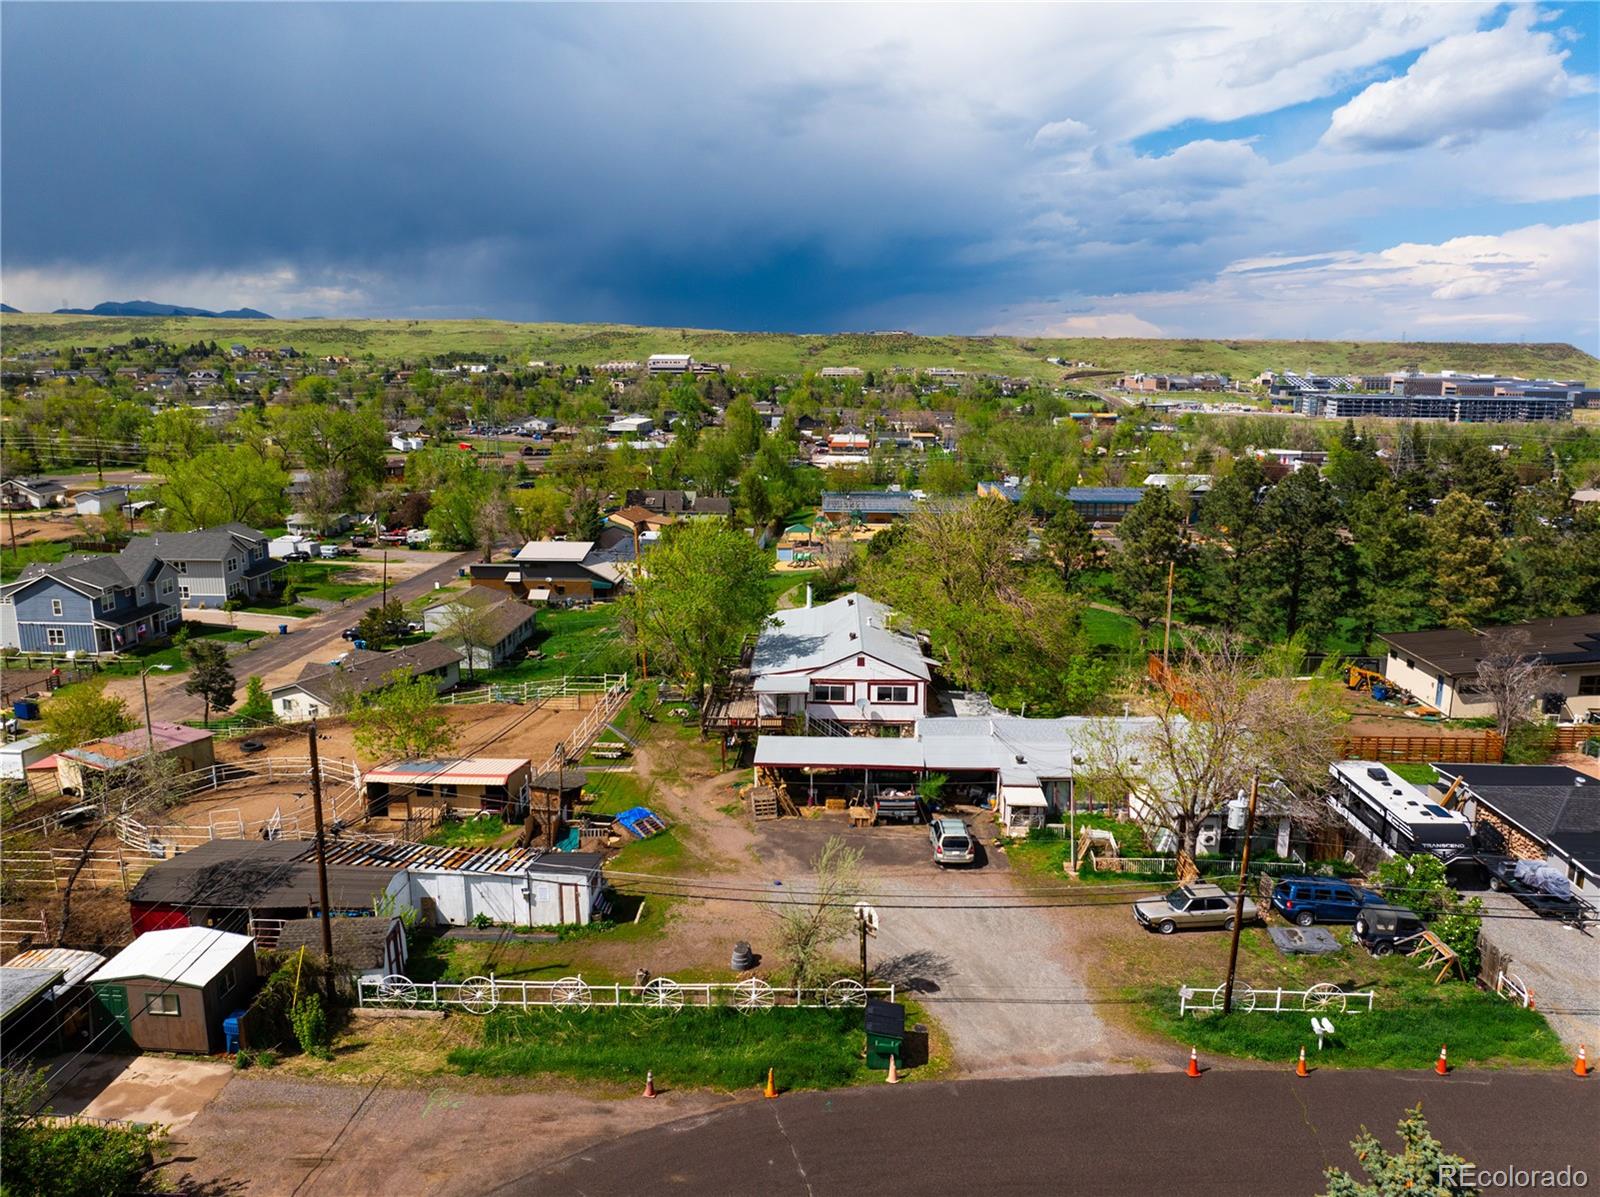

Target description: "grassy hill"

left=3, top=313, right=1595, bottom=383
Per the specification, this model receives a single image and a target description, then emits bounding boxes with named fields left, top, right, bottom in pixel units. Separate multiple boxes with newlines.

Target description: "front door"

left=97, top=984, right=131, bottom=1036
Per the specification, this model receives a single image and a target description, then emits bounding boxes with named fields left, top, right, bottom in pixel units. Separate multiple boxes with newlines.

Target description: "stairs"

left=807, top=716, right=853, bottom=738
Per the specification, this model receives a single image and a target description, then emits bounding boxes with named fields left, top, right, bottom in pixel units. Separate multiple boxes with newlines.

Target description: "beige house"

left=1377, top=616, right=1600, bottom=722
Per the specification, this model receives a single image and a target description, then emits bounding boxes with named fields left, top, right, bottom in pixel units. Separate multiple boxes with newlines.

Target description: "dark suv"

left=1270, top=876, right=1373, bottom=926
left=1353, top=903, right=1426, bottom=956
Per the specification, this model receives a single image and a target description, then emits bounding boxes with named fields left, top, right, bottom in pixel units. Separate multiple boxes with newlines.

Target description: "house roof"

left=364, top=757, right=530, bottom=788
left=514, top=540, right=596, bottom=563
left=4, top=948, right=108, bottom=992
left=752, top=592, right=930, bottom=681
left=0, top=968, right=63, bottom=1021
left=1377, top=616, right=1600, bottom=677
left=819, top=491, right=920, bottom=515
left=1433, top=763, right=1600, bottom=876
left=428, top=594, right=534, bottom=645
left=316, top=838, right=604, bottom=879
left=89, top=927, right=253, bottom=988
left=120, top=523, right=266, bottom=565
left=422, top=587, right=500, bottom=614
left=62, top=722, right=212, bottom=771
left=275, top=916, right=399, bottom=970
left=1, top=552, right=158, bottom=601
left=127, top=838, right=400, bottom=910
left=273, top=641, right=463, bottom=706
left=1068, top=487, right=1146, bottom=504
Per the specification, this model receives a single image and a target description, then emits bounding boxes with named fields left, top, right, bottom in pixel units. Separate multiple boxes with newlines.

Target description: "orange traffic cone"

left=1186, top=1047, right=1201, bottom=1078
left=886, top=1054, right=900, bottom=1084
left=1435, top=1045, right=1449, bottom=1076
left=1295, top=1046, right=1308, bottom=1078
left=763, top=1067, right=778, bottom=1099
left=643, top=1070, right=657, bottom=1098
left=1575, top=1045, right=1589, bottom=1078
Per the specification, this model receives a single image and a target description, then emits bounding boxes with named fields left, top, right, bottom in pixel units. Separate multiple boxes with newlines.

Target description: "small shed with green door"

left=88, top=927, right=257, bottom=1055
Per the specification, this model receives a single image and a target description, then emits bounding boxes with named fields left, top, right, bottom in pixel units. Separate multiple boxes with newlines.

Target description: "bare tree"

left=765, top=837, right=863, bottom=988
left=471, top=493, right=512, bottom=563
left=1082, top=633, right=1338, bottom=861
left=437, top=598, right=503, bottom=681
left=1472, top=628, right=1557, bottom=740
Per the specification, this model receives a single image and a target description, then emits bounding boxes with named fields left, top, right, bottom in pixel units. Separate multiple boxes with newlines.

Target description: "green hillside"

left=3, top=313, right=1595, bottom=383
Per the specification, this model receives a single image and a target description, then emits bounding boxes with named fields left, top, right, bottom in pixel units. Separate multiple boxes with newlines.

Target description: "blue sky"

left=2, top=2, right=1596, bottom=349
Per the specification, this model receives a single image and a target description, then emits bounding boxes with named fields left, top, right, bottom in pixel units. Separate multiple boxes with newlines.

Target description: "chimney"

left=805, top=584, right=812, bottom=608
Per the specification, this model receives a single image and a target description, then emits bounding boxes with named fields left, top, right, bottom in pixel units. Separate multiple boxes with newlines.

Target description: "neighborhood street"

left=526, top=1070, right=1600, bottom=1196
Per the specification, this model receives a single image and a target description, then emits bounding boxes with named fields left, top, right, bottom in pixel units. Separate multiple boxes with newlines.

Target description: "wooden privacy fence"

left=1552, top=726, right=1600, bottom=752
left=358, top=972, right=894, bottom=1013
left=1334, top=733, right=1503, bottom=763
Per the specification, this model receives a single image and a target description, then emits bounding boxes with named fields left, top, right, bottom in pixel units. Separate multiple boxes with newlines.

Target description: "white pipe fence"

left=1178, top=982, right=1376, bottom=1017
left=358, top=972, right=893, bottom=1014
left=441, top=674, right=629, bottom=707
left=538, top=676, right=632, bottom=775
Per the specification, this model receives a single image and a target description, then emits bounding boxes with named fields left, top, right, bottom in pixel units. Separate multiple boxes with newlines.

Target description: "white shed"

left=0, top=733, right=54, bottom=781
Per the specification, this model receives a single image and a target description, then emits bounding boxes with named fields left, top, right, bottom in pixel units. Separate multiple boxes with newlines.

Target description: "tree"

left=1321, top=1104, right=1477, bottom=1197
left=435, top=598, right=502, bottom=680
left=1041, top=505, right=1096, bottom=584
left=2, top=1065, right=166, bottom=1197
left=509, top=485, right=569, bottom=541
left=154, top=444, right=290, bottom=530
left=765, top=837, right=863, bottom=989
left=351, top=669, right=458, bottom=763
left=1195, top=457, right=1266, bottom=626
left=1428, top=492, right=1507, bottom=628
left=182, top=639, right=236, bottom=727
left=356, top=599, right=408, bottom=650
left=271, top=402, right=388, bottom=495
left=236, top=676, right=278, bottom=725
left=1348, top=481, right=1435, bottom=644
left=1083, top=633, right=1338, bottom=860
left=625, top=520, right=774, bottom=703
left=1471, top=628, right=1557, bottom=740
left=1244, top=469, right=1352, bottom=645
left=1112, top=486, right=1189, bottom=635
left=1370, top=853, right=1483, bottom=973
left=40, top=681, right=135, bottom=752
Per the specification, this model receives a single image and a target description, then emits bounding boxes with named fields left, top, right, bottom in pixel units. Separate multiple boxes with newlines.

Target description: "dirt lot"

left=212, top=702, right=590, bottom=772
left=45, top=1053, right=232, bottom=1131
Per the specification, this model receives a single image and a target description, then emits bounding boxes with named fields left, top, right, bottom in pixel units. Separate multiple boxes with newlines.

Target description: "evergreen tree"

left=182, top=640, right=237, bottom=727
left=1196, top=456, right=1266, bottom=627
left=1321, top=1104, right=1477, bottom=1197
left=1349, top=481, right=1435, bottom=643
left=1246, top=470, right=1352, bottom=645
left=1111, top=487, right=1190, bottom=636
left=1428, top=492, right=1508, bottom=628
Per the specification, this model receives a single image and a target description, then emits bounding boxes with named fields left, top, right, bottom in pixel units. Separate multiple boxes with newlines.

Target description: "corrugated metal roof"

left=752, top=592, right=929, bottom=681
left=89, top=927, right=252, bottom=988
left=5, top=947, right=107, bottom=991
left=317, top=839, right=603, bottom=878
left=364, top=757, right=530, bottom=787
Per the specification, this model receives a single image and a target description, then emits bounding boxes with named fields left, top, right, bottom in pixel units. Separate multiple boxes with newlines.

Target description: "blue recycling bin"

left=13, top=699, right=40, bottom=721
left=278, top=624, right=289, bottom=635
left=223, top=1009, right=248, bottom=1053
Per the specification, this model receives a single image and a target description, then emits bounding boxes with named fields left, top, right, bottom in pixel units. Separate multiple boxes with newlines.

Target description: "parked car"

left=350, top=535, right=372, bottom=548
left=929, top=817, right=975, bottom=866
left=1270, top=876, right=1375, bottom=926
left=1134, top=882, right=1258, bottom=934
left=319, top=544, right=340, bottom=559
left=341, top=626, right=362, bottom=641
left=1352, top=902, right=1426, bottom=955
left=284, top=550, right=312, bottom=562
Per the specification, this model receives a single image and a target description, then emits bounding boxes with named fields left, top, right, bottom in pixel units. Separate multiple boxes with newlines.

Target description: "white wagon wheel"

left=641, top=977, right=685, bottom=1010
left=1208, top=983, right=1256, bottom=1013
left=375, top=975, right=417, bottom=1008
left=732, top=978, right=775, bottom=1012
left=551, top=975, right=593, bottom=1010
left=1302, top=983, right=1347, bottom=1014
left=459, top=975, right=500, bottom=1014
left=825, top=978, right=868, bottom=1008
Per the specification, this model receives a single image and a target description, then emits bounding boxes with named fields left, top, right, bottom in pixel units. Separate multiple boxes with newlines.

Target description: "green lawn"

left=476, top=603, right=632, bottom=683
left=1388, top=763, right=1440, bottom=786
left=420, top=815, right=516, bottom=849
left=283, top=561, right=384, bottom=603
left=97, top=625, right=264, bottom=677
left=1080, top=606, right=1141, bottom=652
left=449, top=1006, right=878, bottom=1092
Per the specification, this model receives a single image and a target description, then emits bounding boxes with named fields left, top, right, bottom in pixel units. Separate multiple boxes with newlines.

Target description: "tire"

left=1295, top=911, right=1315, bottom=927
left=1224, top=916, right=1237, bottom=932
left=1489, top=877, right=1504, bottom=892
left=1158, top=920, right=1177, bottom=935
left=1373, top=941, right=1394, bottom=957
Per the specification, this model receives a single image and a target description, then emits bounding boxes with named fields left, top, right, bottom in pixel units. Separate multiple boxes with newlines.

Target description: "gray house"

left=422, top=590, right=537, bottom=669
left=0, top=555, right=181, bottom=655
left=120, top=524, right=283, bottom=610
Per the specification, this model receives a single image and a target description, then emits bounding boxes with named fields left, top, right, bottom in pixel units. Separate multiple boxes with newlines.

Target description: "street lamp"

left=140, top=663, right=174, bottom=755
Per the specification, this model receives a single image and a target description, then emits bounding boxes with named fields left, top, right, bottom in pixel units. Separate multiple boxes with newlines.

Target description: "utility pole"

left=381, top=550, right=389, bottom=609
left=1221, top=771, right=1259, bottom=1015
left=854, top=903, right=877, bottom=984
left=1161, top=560, right=1175, bottom=670
left=307, top=719, right=335, bottom=1000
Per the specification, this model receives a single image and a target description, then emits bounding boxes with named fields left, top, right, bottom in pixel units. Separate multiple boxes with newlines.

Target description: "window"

left=810, top=682, right=852, bottom=703
left=144, top=993, right=181, bottom=1017
left=226, top=558, right=240, bottom=573
left=160, top=578, right=174, bottom=595
left=1579, top=675, right=1600, bottom=697
left=46, top=628, right=66, bottom=646
left=50, top=598, right=63, bottom=617
left=873, top=685, right=913, bottom=704
left=179, top=585, right=191, bottom=601
left=219, top=965, right=237, bottom=992
left=175, top=562, right=187, bottom=574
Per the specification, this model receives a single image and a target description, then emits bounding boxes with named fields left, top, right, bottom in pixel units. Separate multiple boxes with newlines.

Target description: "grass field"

left=5, top=313, right=1594, bottom=382
left=98, top=624, right=264, bottom=677
left=477, top=603, right=633, bottom=683
left=0, top=538, right=94, bottom=585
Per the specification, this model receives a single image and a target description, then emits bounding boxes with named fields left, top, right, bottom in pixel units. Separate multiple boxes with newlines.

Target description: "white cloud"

left=0, top=263, right=377, bottom=317
left=1323, top=9, right=1596, bottom=151
left=1031, top=117, right=1093, bottom=149
left=999, top=221, right=1599, bottom=345
left=1041, top=312, right=1165, bottom=337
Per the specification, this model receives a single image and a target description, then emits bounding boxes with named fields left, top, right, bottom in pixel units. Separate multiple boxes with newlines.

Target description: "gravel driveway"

left=1477, top=890, right=1600, bottom=1051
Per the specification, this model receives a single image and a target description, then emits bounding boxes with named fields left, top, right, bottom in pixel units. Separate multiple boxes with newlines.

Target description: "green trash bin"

left=864, top=999, right=905, bottom=1069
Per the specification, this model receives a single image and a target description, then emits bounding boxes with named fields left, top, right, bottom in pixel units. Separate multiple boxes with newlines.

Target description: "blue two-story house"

left=118, top=524, right=283, bottom=610
left=0, top=555, right=182, bottom=655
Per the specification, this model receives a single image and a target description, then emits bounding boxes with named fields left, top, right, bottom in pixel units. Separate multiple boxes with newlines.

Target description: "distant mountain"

left=49, top=300, right=274, bottom=319
left=0, top=303, right=18, bottom=313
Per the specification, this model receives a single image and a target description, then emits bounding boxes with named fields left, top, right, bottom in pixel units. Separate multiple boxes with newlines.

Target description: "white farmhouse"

left=750, top=592, right=931, bottom=729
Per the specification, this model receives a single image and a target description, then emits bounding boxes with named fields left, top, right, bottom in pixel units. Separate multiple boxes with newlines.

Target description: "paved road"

left=143, top=549, right=477, bottom=721
left=526, top=1070, right=1598, bottom=1196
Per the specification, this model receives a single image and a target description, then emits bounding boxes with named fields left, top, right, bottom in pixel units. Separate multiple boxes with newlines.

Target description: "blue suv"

left=1270, top=876, right=1373, bottom=926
